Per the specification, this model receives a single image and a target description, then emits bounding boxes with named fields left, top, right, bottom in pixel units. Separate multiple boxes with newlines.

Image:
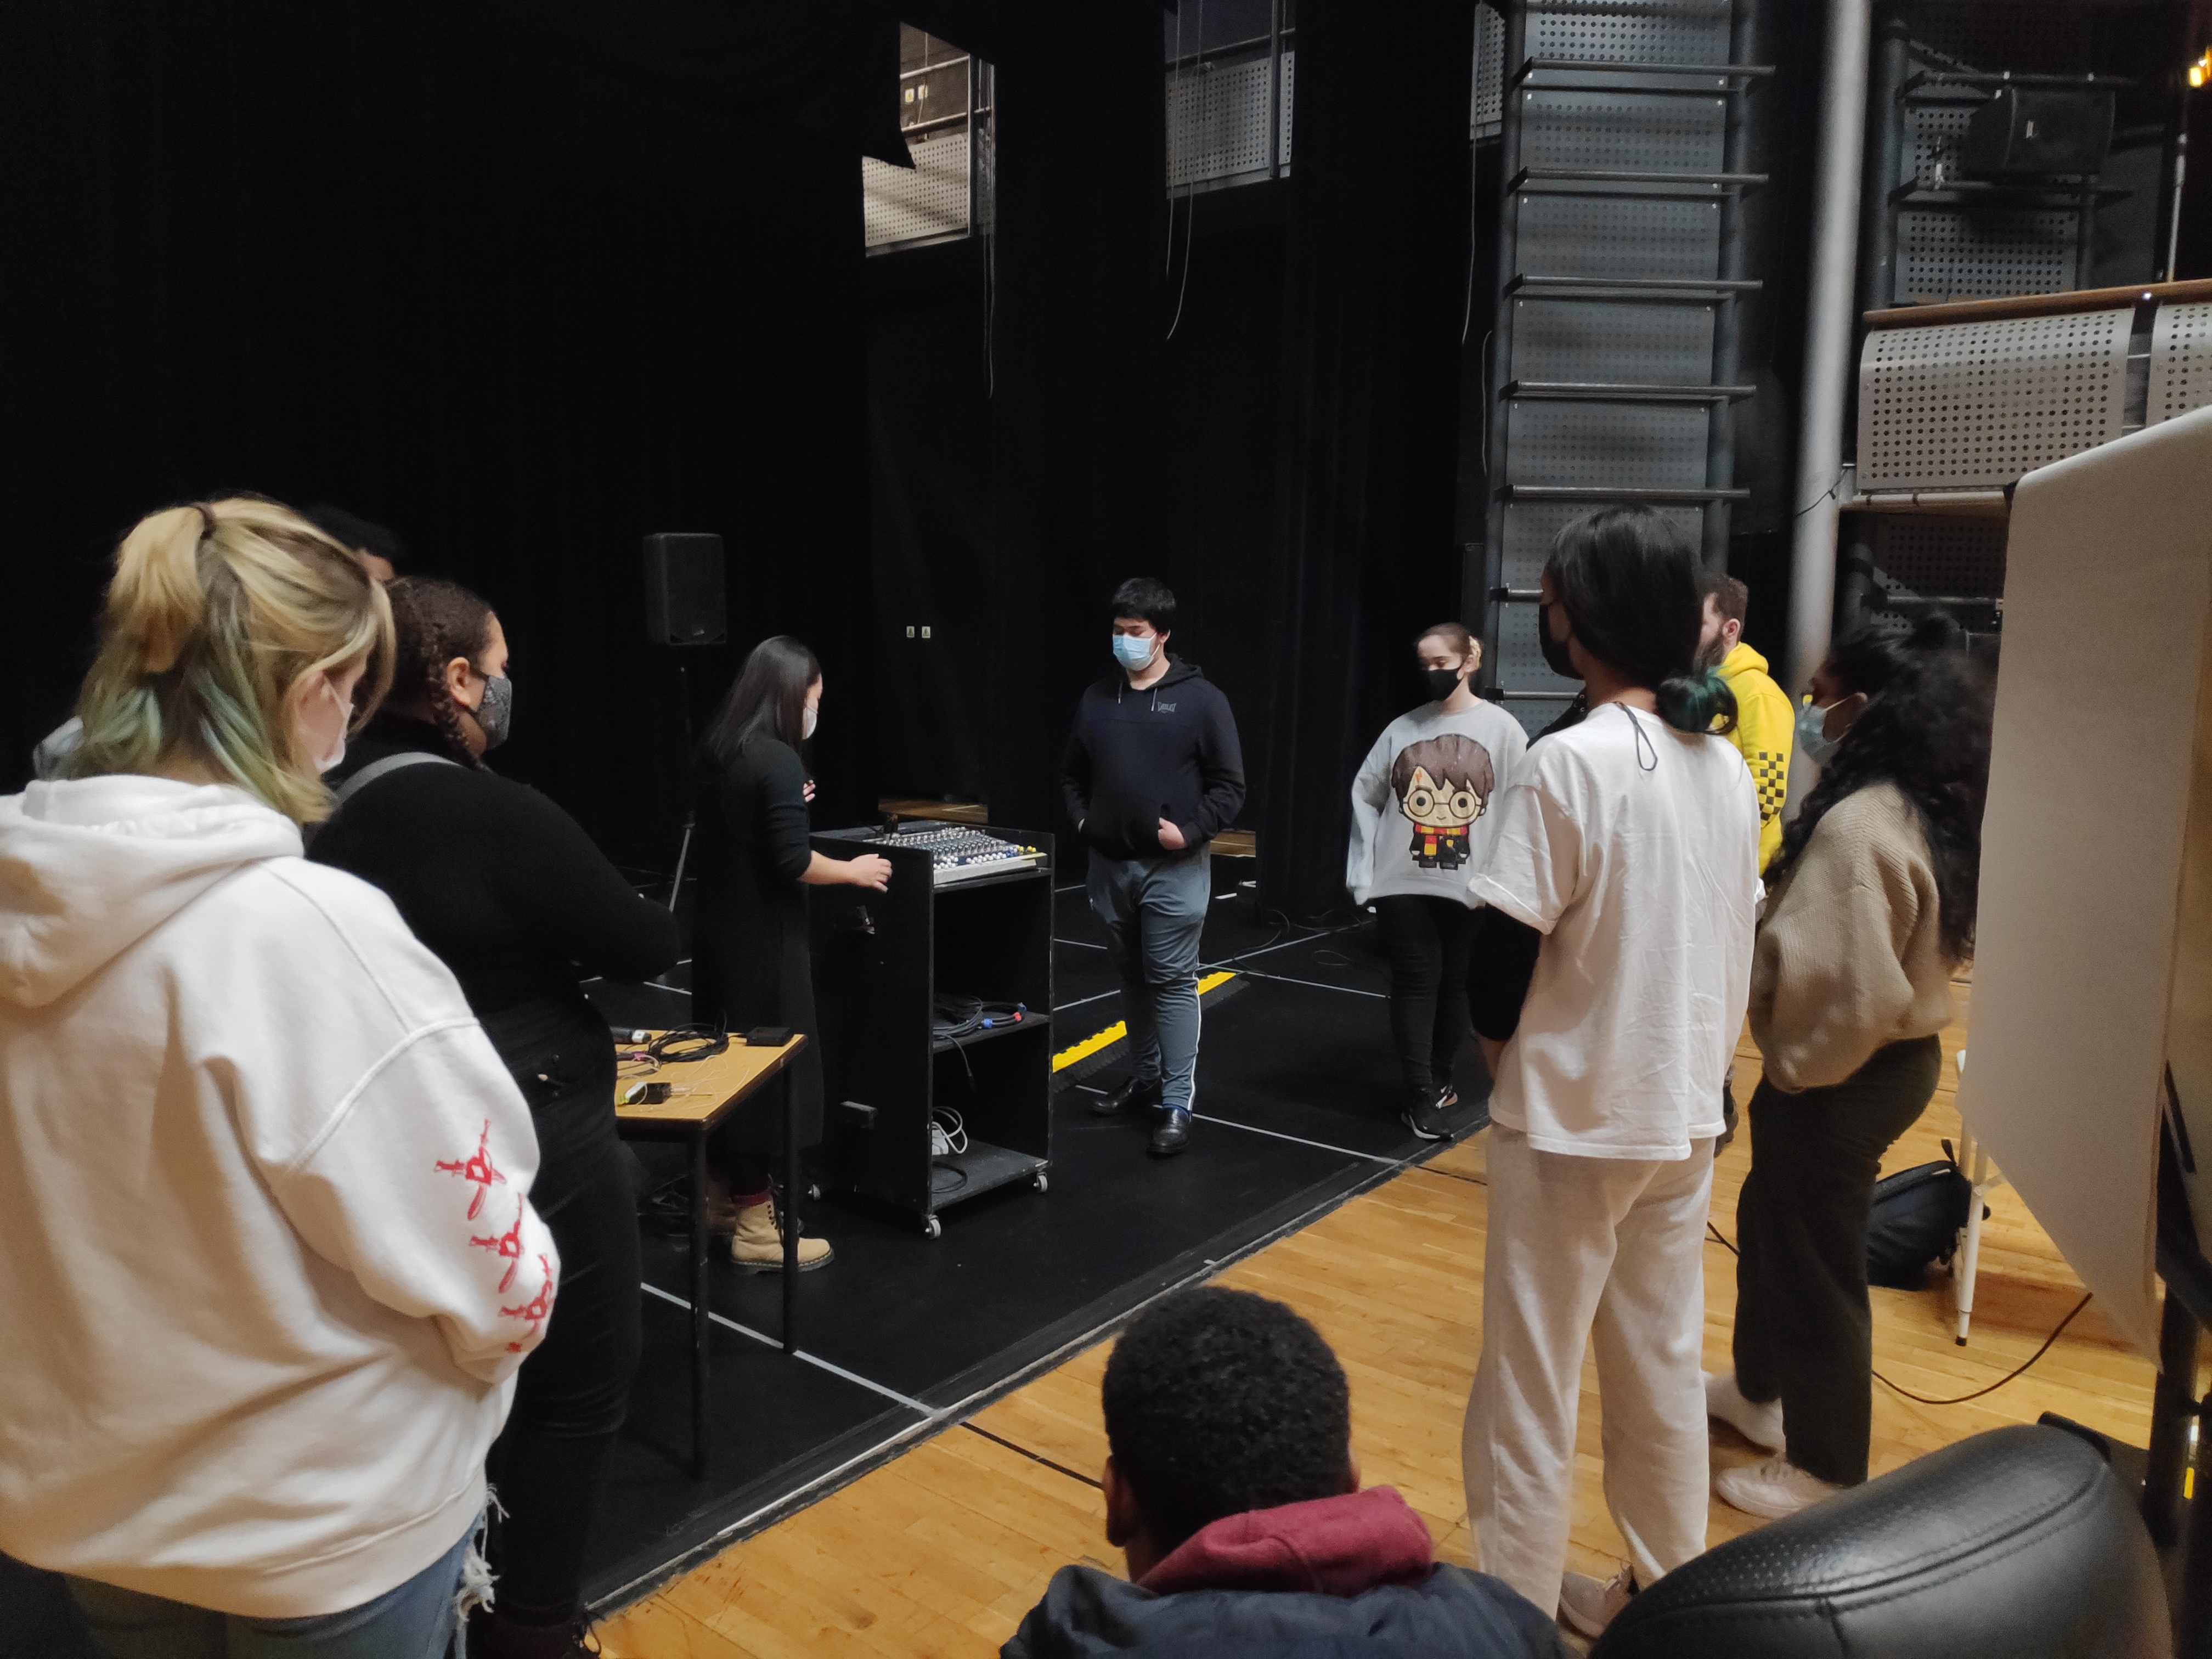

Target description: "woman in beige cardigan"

left=1705, top=618, right=1994, bottom=1519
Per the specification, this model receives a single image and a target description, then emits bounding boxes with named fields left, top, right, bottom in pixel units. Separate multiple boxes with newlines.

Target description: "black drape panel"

left=973, top=2, right=1167, bottom=837
left=0, top=3, right=888, bottom=861
left=1258, top=0, right=1476, bottom=921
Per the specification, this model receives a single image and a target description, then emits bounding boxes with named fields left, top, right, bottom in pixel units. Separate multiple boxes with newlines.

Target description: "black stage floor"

left=0, top=857, right=1490, bottom=1644
left=578, top=856, right=1491, bottom=1610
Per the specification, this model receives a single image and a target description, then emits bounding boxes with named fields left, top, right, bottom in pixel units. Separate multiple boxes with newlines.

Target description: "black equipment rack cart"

left=808, top=824, right=1054, bottom=1238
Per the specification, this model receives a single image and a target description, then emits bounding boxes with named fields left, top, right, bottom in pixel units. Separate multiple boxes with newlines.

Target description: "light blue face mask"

left=1796, top=697, right=1842, bottom=768
left=1112, top=633, right=1157, bottom=672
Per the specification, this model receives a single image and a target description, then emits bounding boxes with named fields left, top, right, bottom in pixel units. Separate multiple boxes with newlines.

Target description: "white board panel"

left=1959, top=403, right=2212, bottom=1358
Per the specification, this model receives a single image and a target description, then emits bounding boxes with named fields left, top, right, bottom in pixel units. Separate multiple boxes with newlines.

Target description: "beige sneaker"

left=729, top=1200, right=833, bottom=1272
left=1558, top=1565, right=1637, bottom=1638
left=1714, top=1453, right=1844, bottom=1519
left=1703, top=1369, right=1785, bottom=1452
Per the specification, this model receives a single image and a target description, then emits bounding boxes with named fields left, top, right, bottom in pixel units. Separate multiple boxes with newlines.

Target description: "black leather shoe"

left=1149, top=1108, right=1192, bottom=1156
left=1092, top=1076, right=1165, bottom=1118
left=1403, top=1087, right=1454, bottom=1142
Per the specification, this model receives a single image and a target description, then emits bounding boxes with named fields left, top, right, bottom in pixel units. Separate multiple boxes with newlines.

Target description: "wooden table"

left=613, top=1034, right=807, bottom=1476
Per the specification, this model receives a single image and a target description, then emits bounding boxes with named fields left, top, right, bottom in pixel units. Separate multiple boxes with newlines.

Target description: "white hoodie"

left=0, top=776, right=557, bottom=1618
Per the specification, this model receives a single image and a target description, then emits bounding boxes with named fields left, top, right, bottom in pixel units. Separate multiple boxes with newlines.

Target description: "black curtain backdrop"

left=0, top=3, right=893, bottom=866
left=969, top=1, right=1167, bottom=837
left=1257, top=0, right=1477, bottom=921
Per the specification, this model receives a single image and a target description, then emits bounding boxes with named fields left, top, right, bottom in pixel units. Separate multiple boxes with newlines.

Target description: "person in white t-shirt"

left=1456, top=507, right=1761, bottom=1640
left=1346, top=622, right=1529, bottom=1142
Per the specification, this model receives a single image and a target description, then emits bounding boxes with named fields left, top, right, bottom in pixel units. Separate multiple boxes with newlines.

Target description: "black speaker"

left=642, top=533, right=727, bottom=646
left=1959, top=87, right=2114, bottom=179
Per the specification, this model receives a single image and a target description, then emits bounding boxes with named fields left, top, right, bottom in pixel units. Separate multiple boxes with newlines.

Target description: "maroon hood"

left=1139, top=1486, right=1436, bottom=1599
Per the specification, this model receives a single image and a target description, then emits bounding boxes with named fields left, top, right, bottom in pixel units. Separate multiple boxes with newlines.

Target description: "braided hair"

left=384, top=576, right=496, bottom=768
left=1770, top=616, right=1993, bottom=962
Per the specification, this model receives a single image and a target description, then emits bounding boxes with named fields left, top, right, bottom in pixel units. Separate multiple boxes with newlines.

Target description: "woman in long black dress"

left=692, top=635, right=889, bottom=1269
left=312, top=577, right=679, bottom=1659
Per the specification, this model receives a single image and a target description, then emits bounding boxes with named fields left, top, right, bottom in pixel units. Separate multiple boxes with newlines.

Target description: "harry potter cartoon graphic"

left=1390, top=734, right=1494, bottom=871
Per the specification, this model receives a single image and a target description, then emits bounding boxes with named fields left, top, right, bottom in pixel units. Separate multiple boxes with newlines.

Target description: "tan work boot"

left=729, top=1200, right=833, bottom=1272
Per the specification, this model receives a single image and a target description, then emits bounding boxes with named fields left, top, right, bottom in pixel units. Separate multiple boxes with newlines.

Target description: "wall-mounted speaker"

left=1960, top=87, right=2114, bottom=179
left=642, top=533, right=727, bottom=646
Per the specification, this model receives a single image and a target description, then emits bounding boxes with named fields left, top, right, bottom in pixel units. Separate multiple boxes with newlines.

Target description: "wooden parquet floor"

left=594, top=984, right=2157, bottom=1656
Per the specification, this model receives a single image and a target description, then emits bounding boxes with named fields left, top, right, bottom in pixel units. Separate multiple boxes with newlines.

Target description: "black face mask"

left=1421, top=667, right=1463, bottom=702
left=1537, top=601, right=1582, bottom=681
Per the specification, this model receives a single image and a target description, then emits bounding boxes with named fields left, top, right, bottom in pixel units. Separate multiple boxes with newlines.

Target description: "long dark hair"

left=1547, top=507, right=1737, bottom=736
left=385, top=576, right=496, bottom=768
left=702, top=635, right=820, bottom=765
left=1771, top=617, right=1993, bottom=962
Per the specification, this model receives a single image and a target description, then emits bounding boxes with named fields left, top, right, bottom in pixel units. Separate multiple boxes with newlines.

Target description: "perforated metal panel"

left=1515, top=195, right=1723, bottom=281
left=1874, top=518, right=2007, bottom=601
left=1857, top=308, right=2130, bottom=490
left=1501, top=501, right=1705, bottom=578
left=1527, top=3, right=1729, bottom=66
left=1509, top=297, right=1716, bottom=383
left=1472, top=7, right=1504, bottom=140
left=864, top=128, right=970, bottom=249
left=1896, top=207, right=2081, bottom=303
left=1166, top=57, right=1277, bottom=189
left=1520, top=89, right=1726, bottom=174
left=1506, top=405, right=1712, bottom=490
left=2149, top=302, right=2212, bottom=427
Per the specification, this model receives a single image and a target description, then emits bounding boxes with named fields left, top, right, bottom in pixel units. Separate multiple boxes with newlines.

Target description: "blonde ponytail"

left=68, top=496, right=396, bottom=823
left=106, top=505, right=214, bottom=675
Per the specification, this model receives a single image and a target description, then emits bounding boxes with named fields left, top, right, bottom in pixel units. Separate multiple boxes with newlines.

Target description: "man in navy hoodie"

left=1001, top=1288, right=1570, bottom=1657
left=1059, top=578, right=1245, bottom=1158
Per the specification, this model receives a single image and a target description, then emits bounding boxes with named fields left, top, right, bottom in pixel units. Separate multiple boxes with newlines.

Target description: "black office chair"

left=1591, top=1424, right=2170, bottom=1658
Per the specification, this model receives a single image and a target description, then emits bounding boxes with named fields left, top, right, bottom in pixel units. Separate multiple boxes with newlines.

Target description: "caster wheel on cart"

left=923, top=1215, right=943, bottom=1240
left=1032, top=1171, right=1049, bottom=1194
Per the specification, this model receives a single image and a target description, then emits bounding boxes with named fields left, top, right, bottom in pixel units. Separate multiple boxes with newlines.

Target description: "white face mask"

left=304, top=676, right=351, bottom=775
left=803, top=704, right=818, bottom=741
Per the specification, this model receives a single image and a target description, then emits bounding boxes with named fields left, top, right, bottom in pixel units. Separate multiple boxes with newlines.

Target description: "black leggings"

left=482, top=1088, right=642, bottom=1625
left=1373, top=895, right=1476, bottom=1100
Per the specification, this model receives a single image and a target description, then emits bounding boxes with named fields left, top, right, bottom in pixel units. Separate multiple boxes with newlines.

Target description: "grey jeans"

left=66, top=1516, right=489, bottom=1659
left=1087, top=848, right=1210, bottom=1112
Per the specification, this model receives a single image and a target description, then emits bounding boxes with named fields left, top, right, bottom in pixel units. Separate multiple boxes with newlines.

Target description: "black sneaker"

left=1403, top=1087, right=1453, bottom=1142
left=1149, top=1108, right=1192, bottom=1156
left=1092, top=1076, right=1165, bottom=1118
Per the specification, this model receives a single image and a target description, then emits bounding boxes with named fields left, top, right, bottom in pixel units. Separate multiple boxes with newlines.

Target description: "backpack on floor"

left=1866, top=1159, right=1973, bottom=1289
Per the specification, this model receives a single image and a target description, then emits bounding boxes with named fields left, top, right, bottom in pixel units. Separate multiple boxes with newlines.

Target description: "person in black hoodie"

left=311, top=577, right=680, bottom=1659
left=1059, top=578, right=1245, bottom=1158
left=1001, top=1288, right=1568, bottom=1658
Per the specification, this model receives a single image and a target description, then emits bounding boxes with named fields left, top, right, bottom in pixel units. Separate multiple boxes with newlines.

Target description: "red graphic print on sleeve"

left=501, top=1256, right=554, bottom=1352
left=435, top=1119, right=507, bottom=1220
left=470, top=1197, right=527, bottom=1293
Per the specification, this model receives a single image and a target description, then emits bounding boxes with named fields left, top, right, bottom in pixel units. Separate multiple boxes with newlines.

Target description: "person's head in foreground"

left=1000, top=1288, right=1571, bottom=1658
left=67, top=496, right=393, bottom=820
left=1539, top=506, right=1737, bottom=736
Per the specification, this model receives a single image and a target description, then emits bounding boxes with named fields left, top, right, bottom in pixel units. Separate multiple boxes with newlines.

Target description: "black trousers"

left=478, top=1003, right=642, bottom=1626
left=1373, top=895, right=1475, bottom=1101
left=1733, top=1035, right=1943, bottom=1487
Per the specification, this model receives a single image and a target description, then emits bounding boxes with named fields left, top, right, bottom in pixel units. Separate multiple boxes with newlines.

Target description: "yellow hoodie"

left=1719, top=640, right=1794, bottom=871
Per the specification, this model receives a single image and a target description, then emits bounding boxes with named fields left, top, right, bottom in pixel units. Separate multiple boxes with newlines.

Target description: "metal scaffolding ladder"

left=1479, top=0, right=1771, bottom=733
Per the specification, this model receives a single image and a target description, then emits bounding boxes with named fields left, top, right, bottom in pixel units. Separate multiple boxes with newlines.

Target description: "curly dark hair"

left=1102, top=1288, right=1352, bottom=1555
left=1771, top=616, right=1994, bottom=962
left=384, top=576, right=497, bottom=768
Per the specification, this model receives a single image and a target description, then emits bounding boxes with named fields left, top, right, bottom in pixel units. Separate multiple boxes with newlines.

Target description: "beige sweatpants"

left=1462, top=1125, right=1716, bottom=1610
